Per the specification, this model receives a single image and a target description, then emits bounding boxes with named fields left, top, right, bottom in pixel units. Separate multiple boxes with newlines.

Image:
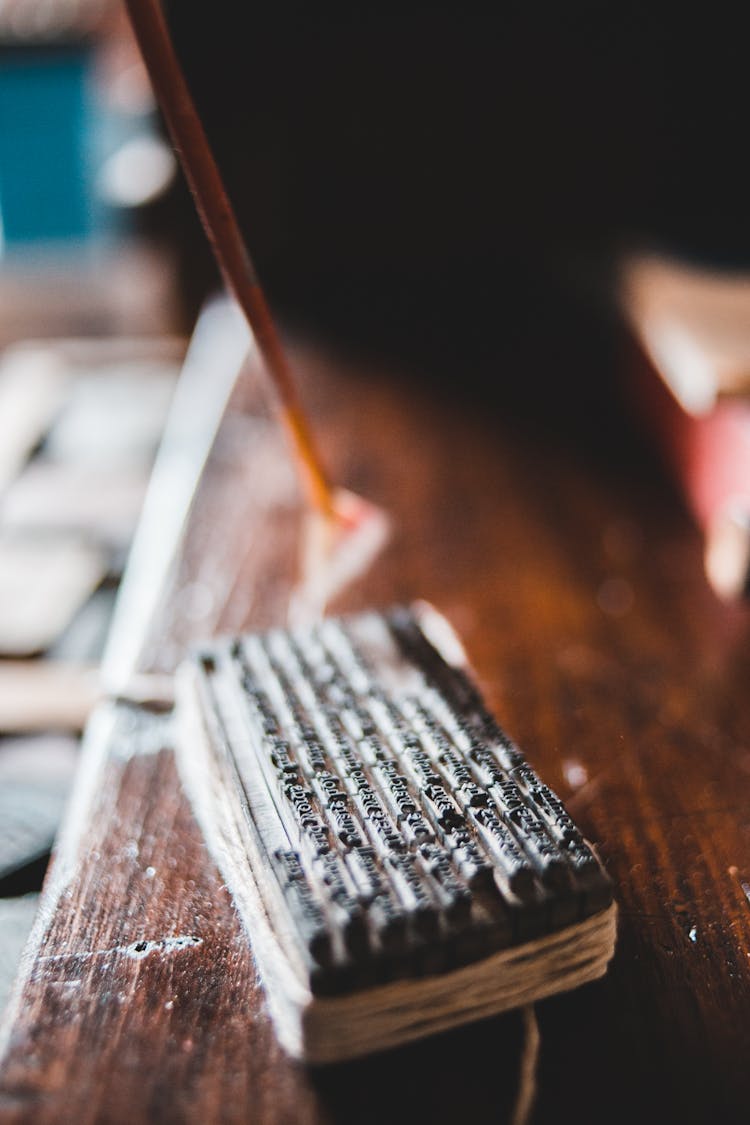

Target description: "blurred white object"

left=0, top=349, right=70, bottom=492
left=46, top=364, right=177, bottom=467
left=0, top=533, right=107, bottom=655
left=97, top=134, right=176, bottom=209
left=1, top=462, right=149, bottom=547
left=0, top=0, right=109, bottom=40
left=621, top=253, right=750, bottom=414
left=102, top=298, right=252, bottom=693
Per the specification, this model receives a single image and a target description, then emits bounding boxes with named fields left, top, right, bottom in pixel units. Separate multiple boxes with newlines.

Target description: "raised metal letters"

left=193, top=607, right=612, bottom=994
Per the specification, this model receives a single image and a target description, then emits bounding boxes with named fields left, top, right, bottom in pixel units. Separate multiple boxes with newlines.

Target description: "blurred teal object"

left=0, top=49, right=98, bottom=246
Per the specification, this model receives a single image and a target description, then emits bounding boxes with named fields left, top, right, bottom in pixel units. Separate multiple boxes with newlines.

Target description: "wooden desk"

left=0, top=329, right=749, bottom=1123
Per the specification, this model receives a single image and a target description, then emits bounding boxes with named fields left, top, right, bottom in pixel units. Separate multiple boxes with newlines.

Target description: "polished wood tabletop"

left=0, top=320, right=748, bottom=1124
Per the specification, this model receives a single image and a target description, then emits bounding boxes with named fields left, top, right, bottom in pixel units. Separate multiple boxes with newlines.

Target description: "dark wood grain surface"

left=1, top=331, right=749, bottom=1123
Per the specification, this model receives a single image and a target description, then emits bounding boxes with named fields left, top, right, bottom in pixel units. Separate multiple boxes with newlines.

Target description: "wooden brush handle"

left=123, top=0, right=334, bottom=516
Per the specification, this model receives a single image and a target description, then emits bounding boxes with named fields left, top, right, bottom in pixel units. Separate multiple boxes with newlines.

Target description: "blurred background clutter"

left=0, top=0, right=184, bottom=1010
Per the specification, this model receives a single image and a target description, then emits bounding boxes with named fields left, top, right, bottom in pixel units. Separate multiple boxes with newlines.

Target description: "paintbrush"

left=123, top=0, right=381, bottom=566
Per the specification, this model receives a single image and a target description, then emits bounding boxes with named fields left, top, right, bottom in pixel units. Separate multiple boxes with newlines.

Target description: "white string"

left=510, top=1005, right=540, bottom=1125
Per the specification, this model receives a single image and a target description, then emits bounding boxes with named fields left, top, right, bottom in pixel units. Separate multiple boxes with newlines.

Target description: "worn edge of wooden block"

left=174, top=606, right=617, bottom=1064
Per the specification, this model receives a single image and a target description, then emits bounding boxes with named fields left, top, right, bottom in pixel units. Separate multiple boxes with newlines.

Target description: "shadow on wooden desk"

left=1, top=328, right=749, bottom=1124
